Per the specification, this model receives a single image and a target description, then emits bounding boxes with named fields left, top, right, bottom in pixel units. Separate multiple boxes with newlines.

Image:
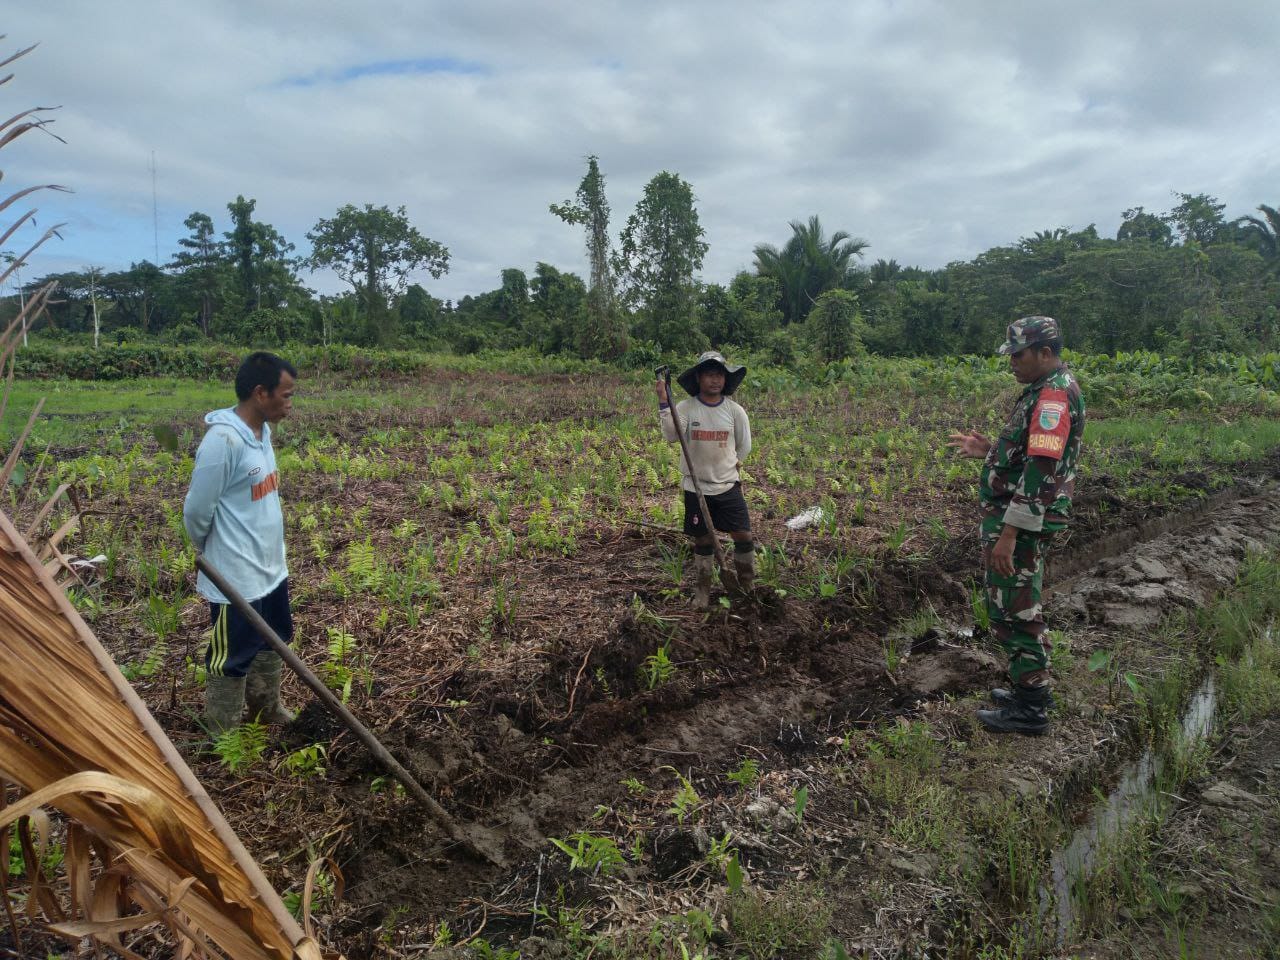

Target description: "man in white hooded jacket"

left=184, top=352, right=297, bottom=735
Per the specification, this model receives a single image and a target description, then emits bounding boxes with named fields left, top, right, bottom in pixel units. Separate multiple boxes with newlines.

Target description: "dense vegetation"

left=7, top=160, right=1278, bottom=362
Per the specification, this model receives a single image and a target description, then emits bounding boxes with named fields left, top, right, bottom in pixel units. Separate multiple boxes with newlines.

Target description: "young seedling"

left=792, top=786, right=809, bottom=824
left=726, top=757, right=760, bottom=792
left=663, top=767, right=703, bottom=824
left=642, top=644, right=677, bottom=689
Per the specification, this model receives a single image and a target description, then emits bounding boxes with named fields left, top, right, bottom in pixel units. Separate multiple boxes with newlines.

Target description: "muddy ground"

left=258, top=469, right=1280, bottom=957
left=23, top=387, right=1280, bottom=959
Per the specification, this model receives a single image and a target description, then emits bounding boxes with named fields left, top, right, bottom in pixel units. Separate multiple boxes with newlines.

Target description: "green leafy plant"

left=281, top=744, right=327, bottom=778
left=321, top=627, right=372, bottom=702
left=548, top=831, right=626, bottom=875
left=370, top=776, right=406, bottom=799
left=792, top=785, right=809, bottom=824
left=642, top=643, right=677, bottom=689
left=212, top=720, right=268, bottom=773
left=726, top=852, right=744, bottom=894
left=726, top=757, right=760, bottom=791
left=664, top=767, right=703, bottom=824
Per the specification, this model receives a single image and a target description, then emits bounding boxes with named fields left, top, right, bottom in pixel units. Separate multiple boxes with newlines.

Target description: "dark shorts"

left=206, top=578, right=292, bottom=678
left=683, top=483, right=751, bottom=537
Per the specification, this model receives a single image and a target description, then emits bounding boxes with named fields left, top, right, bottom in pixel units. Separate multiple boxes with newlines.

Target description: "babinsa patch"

left=1027, top=388, right=1071, bottom=459
left=1037, top=402, right=1065, bottom=430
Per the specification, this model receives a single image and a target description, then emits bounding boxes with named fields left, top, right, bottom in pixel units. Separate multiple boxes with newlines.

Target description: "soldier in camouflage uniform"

left=949, top=316, right=1085, bottom=735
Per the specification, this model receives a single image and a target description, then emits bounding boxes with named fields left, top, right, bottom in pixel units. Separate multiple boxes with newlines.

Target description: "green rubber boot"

left=692, top=553, right=714, bottom=611
left=245, top=651, right=296, bottom=724
left=204, top=675, right=246, bottom=737
left=733, top=547, right=756, bottom=594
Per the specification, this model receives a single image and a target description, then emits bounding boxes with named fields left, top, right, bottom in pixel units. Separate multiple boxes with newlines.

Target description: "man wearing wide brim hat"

left=948, top=316, right=1086, bottom=736
left=677, top=351, right=747, bottom=398
left=655, top=351, right=755, bottom=609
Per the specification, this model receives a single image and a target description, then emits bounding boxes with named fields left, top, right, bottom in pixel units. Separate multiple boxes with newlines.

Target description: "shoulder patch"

left=1028, top=387, right=1070, bottom=460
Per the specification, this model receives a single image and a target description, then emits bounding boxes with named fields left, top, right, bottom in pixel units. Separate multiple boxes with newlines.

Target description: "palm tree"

left=753, top=215, right=868, bottom=324
left=870, top=258, right=902, bottom=283
left=1235, top=204, right=1280, bottom=261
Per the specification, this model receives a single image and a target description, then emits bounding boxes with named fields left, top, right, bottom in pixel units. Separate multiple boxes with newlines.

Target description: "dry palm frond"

left=0, top=477, right=335, bottom=960
left=0, top=38, right=336, bottom=960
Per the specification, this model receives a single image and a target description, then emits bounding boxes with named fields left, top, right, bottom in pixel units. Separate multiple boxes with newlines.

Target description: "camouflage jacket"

left=979, top=364, right=1085, bottom=533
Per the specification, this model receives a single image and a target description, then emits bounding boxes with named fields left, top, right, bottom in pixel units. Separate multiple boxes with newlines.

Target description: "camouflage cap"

left=997, top=315, right=1061, bottom=355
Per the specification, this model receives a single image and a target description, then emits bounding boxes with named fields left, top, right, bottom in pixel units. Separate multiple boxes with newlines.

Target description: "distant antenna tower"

left=150, top=150, right=159, bottom=263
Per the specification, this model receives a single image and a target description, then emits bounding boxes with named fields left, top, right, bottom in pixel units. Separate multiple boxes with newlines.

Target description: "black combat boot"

left=990, top=686, right=1056, bottom=710
left=977, top=684, right=1051, bottom=736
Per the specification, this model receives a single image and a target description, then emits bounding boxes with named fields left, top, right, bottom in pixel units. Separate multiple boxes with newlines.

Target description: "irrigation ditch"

left=276, top=467, right=1280, bottom=957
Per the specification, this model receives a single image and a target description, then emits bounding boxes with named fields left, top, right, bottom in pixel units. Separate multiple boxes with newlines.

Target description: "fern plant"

left=212, top=720, right=268, bottom=773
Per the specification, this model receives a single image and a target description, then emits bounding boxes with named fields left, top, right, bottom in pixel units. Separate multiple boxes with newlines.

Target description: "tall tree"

left=808, top=289, right=864, bottom=361
left=551, top=155, right=626, bottom=359
left=496, top=268, right=529, bottom=329
left=753, top=216, right=869, bottom=325
left=168, top=211, right=223, bottom=335
left=100, top=261, right=172, bottom=334
left=396, top=284, right=443, bottom=341
left=306, top=203, right=449, bottom=343
left=1116, top=206, right=1173, bottom=245
left=224, top=196, right=302, bottom=317
left=527, top=262, right=587, bottom=353
left=614, top=171, right=708, bottom=352
left=225, top=196, right=260, bottom=313
left=1166, top=192, right=1226, bottom=246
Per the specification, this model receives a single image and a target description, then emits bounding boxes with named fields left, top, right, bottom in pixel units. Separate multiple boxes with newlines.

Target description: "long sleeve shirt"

left=659, top=395, right=752, bottom=495
left=979, top=365, right=1085, bottom=533
left=183, top=408, right=287, bottom=603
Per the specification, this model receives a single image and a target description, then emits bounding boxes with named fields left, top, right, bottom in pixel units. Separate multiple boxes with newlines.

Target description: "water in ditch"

left=1044, top=674, right=1218, bottom=942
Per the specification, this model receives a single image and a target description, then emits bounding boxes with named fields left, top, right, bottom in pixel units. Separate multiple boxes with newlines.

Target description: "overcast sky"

left=6, top=1, right=1279, bottom=302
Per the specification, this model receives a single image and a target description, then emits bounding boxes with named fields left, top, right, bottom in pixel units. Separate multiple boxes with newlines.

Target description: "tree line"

left=9, top=157, right=1279, bottom=362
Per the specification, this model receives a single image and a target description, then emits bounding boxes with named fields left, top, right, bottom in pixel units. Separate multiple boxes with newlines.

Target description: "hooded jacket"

left=183, top=408, right=287, bottom=604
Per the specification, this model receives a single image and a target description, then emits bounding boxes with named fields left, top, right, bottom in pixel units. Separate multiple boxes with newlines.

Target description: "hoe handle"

left=194, top=554, right=497, bottom=863
left=656, top=367, right=736, bottom=585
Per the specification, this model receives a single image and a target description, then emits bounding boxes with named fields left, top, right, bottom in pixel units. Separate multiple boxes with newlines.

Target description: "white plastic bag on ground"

left=785, top=505, right=827, bottom=531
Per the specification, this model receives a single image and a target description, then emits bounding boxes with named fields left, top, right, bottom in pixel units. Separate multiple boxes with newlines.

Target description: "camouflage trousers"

left=980, top=516, right=1054, bottom=687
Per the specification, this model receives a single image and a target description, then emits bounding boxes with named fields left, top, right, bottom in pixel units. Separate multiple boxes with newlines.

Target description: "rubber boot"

left=245, top=651, right=296, bottom=724
left=733, top=547, right=756, bottom=594
left=204, top=675, right=246, bottom=737
left=990, top=686, right=1056, bottom=710
left=977, top=684, right=1051, bottom=736
left=692, top=553, right=714, bottom=611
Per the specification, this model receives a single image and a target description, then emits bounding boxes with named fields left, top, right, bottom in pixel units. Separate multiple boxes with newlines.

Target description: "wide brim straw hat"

left=677, top=350, right=747, bottom=397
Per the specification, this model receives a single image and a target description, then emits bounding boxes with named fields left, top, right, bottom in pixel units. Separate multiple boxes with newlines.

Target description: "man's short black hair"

left=1040, top=337, right=1064, bottom=357
left=234, top=352, right=297, bottom=401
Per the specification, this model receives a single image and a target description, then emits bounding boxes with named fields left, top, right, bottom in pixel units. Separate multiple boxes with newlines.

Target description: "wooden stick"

left=657, top=367, right=737, bottom=587
left=194, top=554, right=501, bottom=865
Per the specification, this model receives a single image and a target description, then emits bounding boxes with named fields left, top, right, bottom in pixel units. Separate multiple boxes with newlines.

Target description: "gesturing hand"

left=655, top=378, right=669, bottom=404
left=947, top=430, right=992, bottom=459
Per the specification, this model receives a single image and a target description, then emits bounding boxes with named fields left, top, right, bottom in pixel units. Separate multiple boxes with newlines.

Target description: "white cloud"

left=5, top=0, right=1280, bottom=299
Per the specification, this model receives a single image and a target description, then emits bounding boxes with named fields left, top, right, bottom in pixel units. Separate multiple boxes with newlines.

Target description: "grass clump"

left=728, top=882, right=832, bottom=960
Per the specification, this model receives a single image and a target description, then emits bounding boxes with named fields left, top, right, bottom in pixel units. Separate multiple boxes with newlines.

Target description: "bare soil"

left=290, top=469, right=1280, bottom=956
left=34, top=380, right=1280, bottom=957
